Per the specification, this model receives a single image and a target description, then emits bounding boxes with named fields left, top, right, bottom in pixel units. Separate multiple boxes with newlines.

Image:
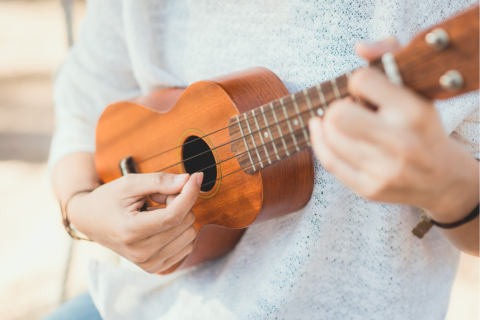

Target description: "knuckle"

left=349, top=69, right=372, bottom=92
left=396, top=137, right=418, bottom=164
left=118, top=229, right=137, bottom=245
left=150, top=172, right=166, bottom=185
left=408, top=108, right=425, bottom=128
left=185, top=241, right=195, bottom=254
left=362, top=183, right=383, bottom=201
left=185, top=211, right=196, bottom=225
left=120, top=174, right=135, bottom=190
left=165, top=211, right=184, bottom=227
left=142, top=261, right=159, bottom=274
left=321, top=154, right=336, bottom=172
left=129, top=249, right=151, bottom=265
left=186, top=226, right=198, bottom=241
left=144, top=266, right=159, bottom=274
left=321, top=122, right=336, bottom=148
left=326, top=106, right=343, bottom=127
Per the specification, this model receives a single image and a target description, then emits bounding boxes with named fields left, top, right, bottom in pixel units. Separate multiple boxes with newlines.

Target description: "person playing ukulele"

left=44, top=1, right=478, bottom=320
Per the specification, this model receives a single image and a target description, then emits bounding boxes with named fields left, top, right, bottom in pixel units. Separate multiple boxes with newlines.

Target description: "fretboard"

left=228, top=7, right=480, bottom=174
left=228, top=72, right=351, bottom=174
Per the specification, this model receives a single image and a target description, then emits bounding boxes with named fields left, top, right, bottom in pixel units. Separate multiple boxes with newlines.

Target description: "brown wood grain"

left=394, top=6, right=479, bottom=100
left=207, top=67, right=314, bottom=225
left=95, top=67, right=314, bottom=274
left=228, top=74, right=349, bottom=174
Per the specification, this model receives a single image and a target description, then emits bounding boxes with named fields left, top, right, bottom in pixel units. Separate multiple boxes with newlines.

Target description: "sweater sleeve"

left=48, top=0, right=140, bottom=176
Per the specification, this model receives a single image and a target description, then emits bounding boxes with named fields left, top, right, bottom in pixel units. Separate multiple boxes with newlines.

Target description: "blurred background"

left=0, top=1, right=477, bottom=319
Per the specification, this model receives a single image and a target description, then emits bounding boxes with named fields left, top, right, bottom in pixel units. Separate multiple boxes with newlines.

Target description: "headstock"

left=389, top=6, right=479, bottom=100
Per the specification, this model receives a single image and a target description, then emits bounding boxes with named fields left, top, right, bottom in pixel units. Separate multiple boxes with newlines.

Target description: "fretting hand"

left=67, top=171, right=203, bottom=273
left=308, top=38, right=479, bottom=225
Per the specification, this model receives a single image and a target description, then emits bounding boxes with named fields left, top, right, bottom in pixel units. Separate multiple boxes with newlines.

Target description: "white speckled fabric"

left=49, top=1, right=479, bottom=319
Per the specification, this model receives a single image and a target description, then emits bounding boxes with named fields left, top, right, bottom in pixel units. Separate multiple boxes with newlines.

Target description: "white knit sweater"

left=49, top=1, right=479, bottom=319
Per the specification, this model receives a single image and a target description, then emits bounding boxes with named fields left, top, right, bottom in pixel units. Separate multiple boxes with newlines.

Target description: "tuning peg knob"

left=439, top=70, right=464, bottom=91
left=425, top=28, right=450, bottom=50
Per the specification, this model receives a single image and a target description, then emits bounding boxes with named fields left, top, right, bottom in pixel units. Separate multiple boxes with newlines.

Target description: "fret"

left=261, top=106, right=281, bottom=161
left=236, top=115, right=256, bottom=172
left=229, top=71, right=356, bottom=174
left=270, top=102, right=290, bottom=156
left=244, top=113, right=263, bottom=168
left=331, top=78, right=341, bottom=99
left=315, top=83, right=327, bottom=116
left=280, top=98, right=300, bottom=152
left=291, top=93, right=310, bottom=147
left=252, top=110, right=272, bottom=165
left=303, top=89, right=316, bottom=118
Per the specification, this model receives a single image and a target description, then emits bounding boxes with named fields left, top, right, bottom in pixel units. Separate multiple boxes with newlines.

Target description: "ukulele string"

left=155, top=122, right=309, bottom=175
left=197, top=148, right=283, bottom=189
left=145, top=103, right=326, bottom=173
left=155, top=120, right=306, bottom=174
left=136, top=90, right=328, bottom=165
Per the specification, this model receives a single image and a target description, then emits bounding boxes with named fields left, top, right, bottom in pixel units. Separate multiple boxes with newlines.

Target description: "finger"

left=166, top=194, right=177, bottom=206
left=327, top=98, right=389, bottom=144
left=141, top=210, right=195, bottom=250
left=157, top=241, right=195, bottom=273
left=322, top=107, right=393, bottom=174
left=355, top=37, right=401, bottom=61
left=142, top=226, right=197, bottom=273
left=154, top=241, right=194, bottom=274
left=120, top=172, right=190, bottom=197
left=149, top=193, right=178, bottom=205
left=348, top=68, right=425, bottom=113
left=132, top=173, right=202, bottom=236
left=160, top=172, right=202, bottom=228
left=308, top=118, right=367, bottom=185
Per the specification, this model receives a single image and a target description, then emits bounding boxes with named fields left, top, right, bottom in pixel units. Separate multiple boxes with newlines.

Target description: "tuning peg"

left=425, top=28, right=450, bottom=50
left=439, top=70, right=464, bottom=91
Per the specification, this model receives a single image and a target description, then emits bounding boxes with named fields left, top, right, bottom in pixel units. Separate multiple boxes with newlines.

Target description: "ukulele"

left=95, top=7, right=479, bottom=274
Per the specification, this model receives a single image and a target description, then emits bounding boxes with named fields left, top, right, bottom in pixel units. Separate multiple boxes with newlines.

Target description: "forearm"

left=52, top=152, right=101, bottom=207
left=437, top=215, right=479, bottom=257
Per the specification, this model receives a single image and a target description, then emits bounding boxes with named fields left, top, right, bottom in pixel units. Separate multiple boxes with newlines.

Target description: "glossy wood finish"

left=228, top=74, right=350, bottom=175
left=205, top=68, right=314, bottom=225
left=393, top=7, right=479, bottom=100
left=95, top=67, right=314, bottom=273
left=95, top=7, right=478, bottom=274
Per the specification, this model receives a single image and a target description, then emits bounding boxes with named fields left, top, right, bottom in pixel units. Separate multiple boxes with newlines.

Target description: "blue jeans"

left=42, top=292, right=102, bottom=320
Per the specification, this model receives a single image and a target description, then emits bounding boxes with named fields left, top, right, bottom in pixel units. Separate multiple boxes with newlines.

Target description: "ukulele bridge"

left=119, top=156, right=138, bottom=175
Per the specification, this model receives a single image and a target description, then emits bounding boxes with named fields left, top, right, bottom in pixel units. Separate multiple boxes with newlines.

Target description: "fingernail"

left=174, top=174, right=189, bottom=183
left=196, top=172, right=204, bottom=187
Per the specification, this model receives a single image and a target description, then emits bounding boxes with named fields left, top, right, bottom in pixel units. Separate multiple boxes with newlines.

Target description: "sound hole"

left=182, top=135, right=217, bottom=192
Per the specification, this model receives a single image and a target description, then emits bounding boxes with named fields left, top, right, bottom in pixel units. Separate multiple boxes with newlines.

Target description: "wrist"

left=424, top=154, right=479, bottom=224
left=62, top=190, right=93, bottom=240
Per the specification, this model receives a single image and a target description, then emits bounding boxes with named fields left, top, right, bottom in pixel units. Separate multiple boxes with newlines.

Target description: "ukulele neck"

left=228, top=6, right=479, bottom=174
left=228, top=73, right=351, bottom=174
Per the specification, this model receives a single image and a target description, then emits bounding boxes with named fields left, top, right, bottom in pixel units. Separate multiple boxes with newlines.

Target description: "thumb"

left=119, top=172, right=190, bottom=197
left=355, top=37, right=401, bottom=62
left=166, top=172, right=203, bottom=215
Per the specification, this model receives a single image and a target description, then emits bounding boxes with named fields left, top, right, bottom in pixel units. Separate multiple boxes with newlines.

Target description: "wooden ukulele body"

left=95, top=67, right=314, bottom=273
